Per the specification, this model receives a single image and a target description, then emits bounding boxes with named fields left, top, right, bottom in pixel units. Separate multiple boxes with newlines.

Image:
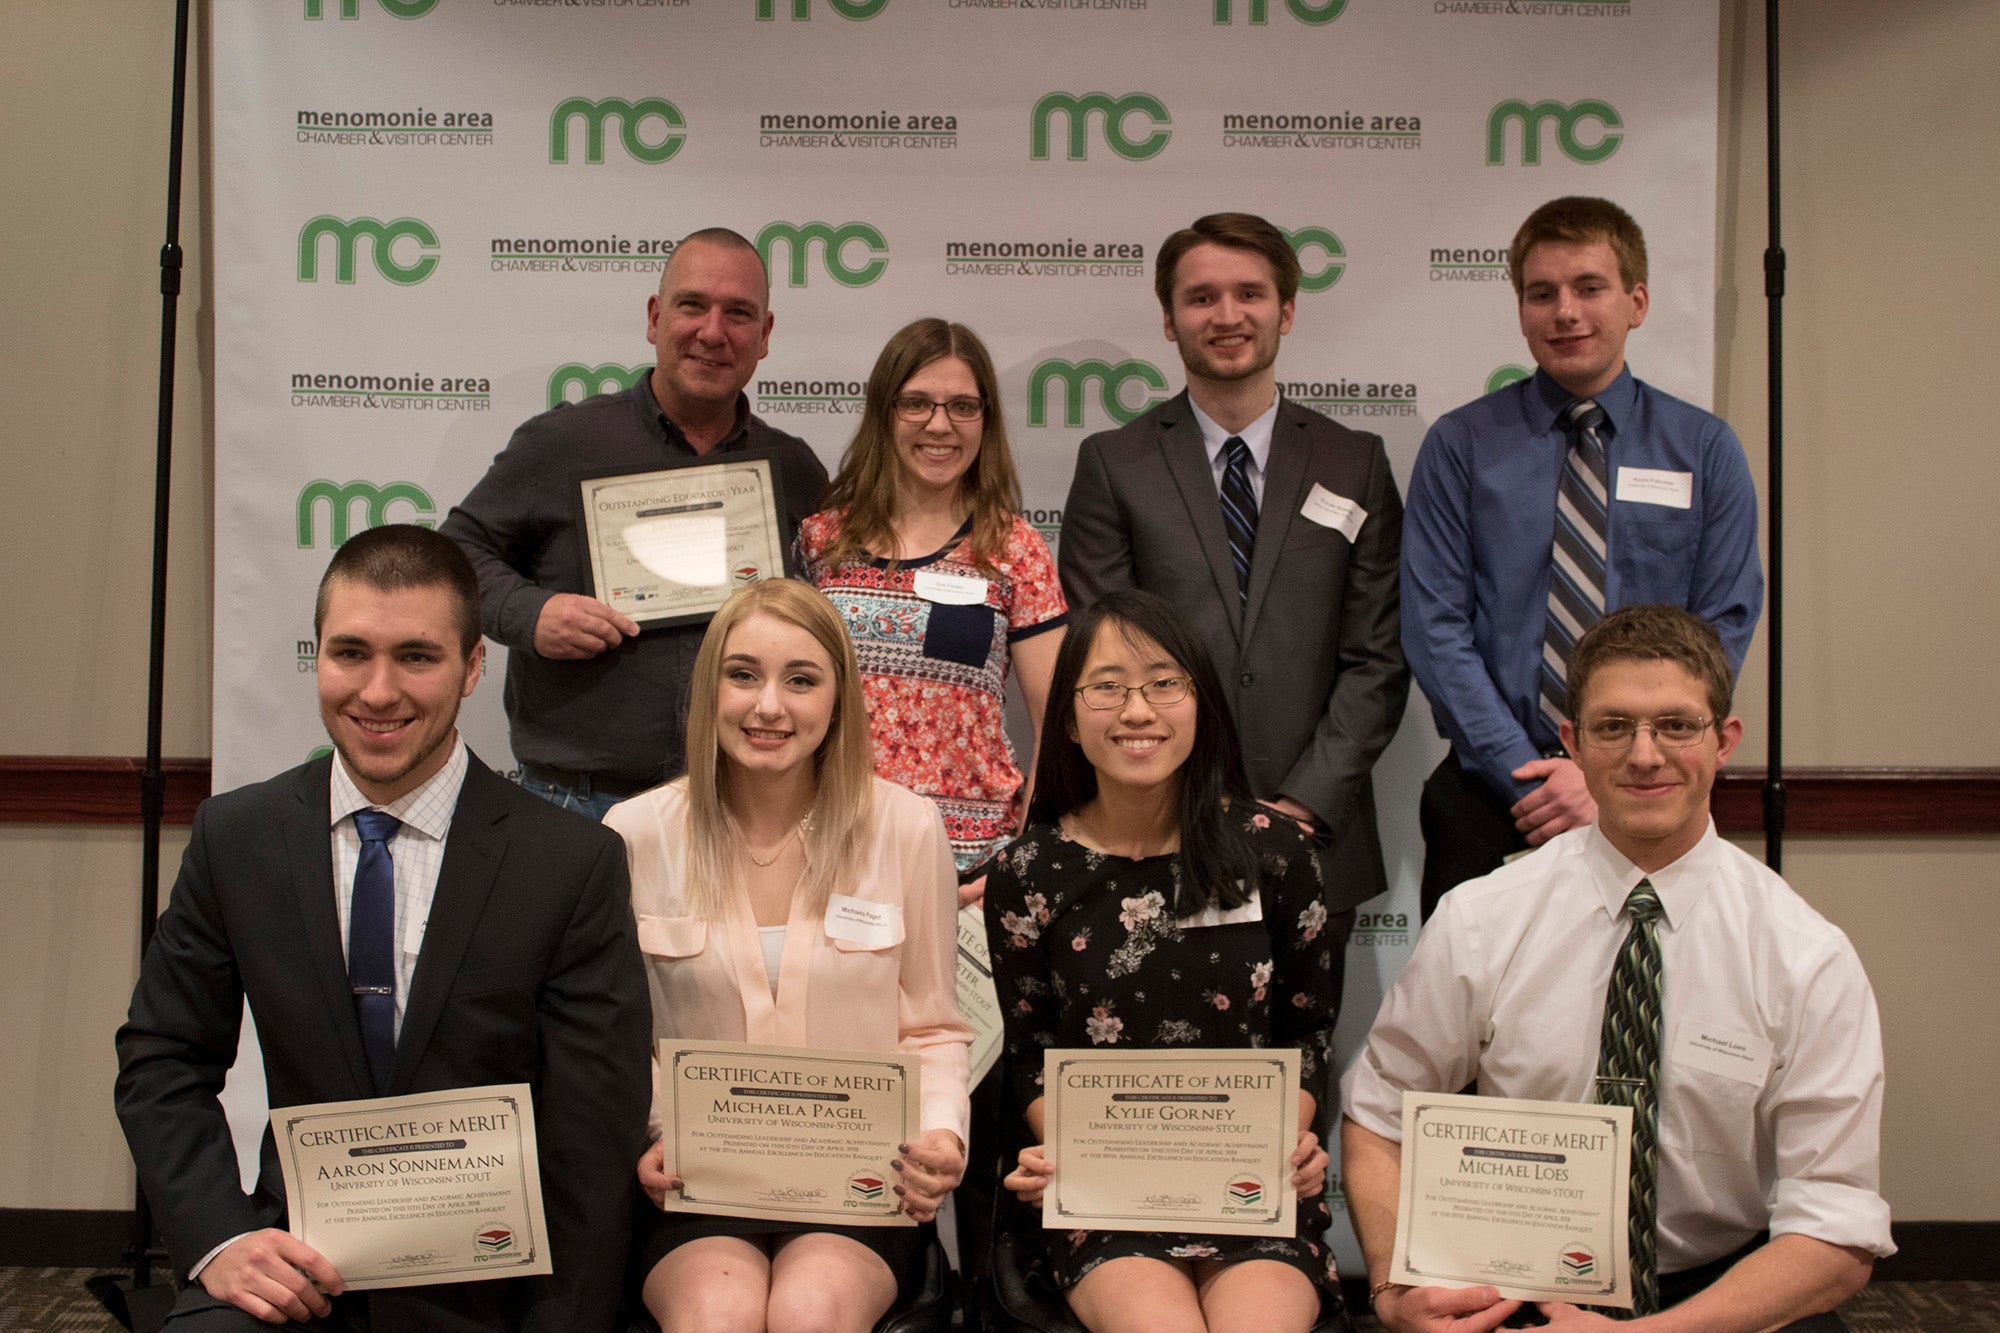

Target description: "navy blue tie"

left=349, top=809, right=401, bottom=1095
left=1219, top=435, right=1259, bottom=604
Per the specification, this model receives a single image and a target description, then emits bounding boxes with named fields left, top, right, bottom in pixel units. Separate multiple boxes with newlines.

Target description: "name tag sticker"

left=913, top=570, right=989, bottom=605
left=1177, top=886, right=1263, bottom=930
left=824, top=894, right=902, bottom=947
left=1614, top=467, right=1694, bottom=510
left=1671, top=1022, right=1773, bottom=1087
left=1300, top=484, right=1367, bottom=542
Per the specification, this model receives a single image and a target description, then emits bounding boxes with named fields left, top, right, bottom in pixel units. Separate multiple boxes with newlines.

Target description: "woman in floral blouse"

left=985, top=589, right=1340, bottom=1333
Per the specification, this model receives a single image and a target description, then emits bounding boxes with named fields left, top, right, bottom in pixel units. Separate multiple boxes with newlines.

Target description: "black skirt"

left=633, top=1202, right=929, bottom=1293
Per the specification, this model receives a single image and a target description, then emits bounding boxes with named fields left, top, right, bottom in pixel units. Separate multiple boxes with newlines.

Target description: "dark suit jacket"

left=115, top=752, right=651, bottom=1333
left=1060, top=391, right=1409, bottom=910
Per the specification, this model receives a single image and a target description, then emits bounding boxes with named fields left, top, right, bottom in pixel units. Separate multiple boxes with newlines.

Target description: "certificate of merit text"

left=1042, top=1047, right=1298, bottom=1237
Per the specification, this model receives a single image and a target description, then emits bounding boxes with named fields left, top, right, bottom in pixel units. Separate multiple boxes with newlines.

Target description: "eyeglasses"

left=1075, top=676, right=1192, bottom=710
left=892, top=395, right=985, bottom=424
left=1576, top=715, right=1716, bottom=750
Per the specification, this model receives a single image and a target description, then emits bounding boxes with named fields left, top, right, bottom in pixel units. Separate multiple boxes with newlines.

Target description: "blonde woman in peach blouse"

left=605, top=579, right=971, bottom=1333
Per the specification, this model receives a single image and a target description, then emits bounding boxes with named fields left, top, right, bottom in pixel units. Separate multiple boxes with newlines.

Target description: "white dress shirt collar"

left=1190, top=395, right=1280, bottom=496
left=1580, top=819, right=1722, bottom=931
left=329, top=734, right=468, bottom=840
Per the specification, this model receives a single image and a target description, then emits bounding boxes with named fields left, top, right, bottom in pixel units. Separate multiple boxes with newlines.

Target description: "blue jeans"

left=518, top=770, right=625, bottom=822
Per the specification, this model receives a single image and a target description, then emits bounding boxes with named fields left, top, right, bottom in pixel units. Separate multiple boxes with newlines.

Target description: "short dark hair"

left=1566, top=605, right=1734, bottom=722
left=1154, top=212, right=1302, bottom=312
left=666, top=226, right=770, bottom=305
left=315, top=525, right=482, bottom=656
left=1509, top=196, right=1647, bottom=297
left=1029, top=590, right=1258, bottom=916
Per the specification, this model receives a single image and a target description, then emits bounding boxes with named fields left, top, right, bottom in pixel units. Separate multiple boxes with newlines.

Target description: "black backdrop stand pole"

left=92, top=0, right=193, bottom=1327
left=1762, top=0, right=1788, bottom=871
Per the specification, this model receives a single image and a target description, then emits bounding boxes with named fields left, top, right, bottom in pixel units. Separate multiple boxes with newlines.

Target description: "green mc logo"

left=549, top=362, right=650, bottom=409
left=1486, top=99, right=1622, bottom=165
left=1284, top=226, right=1345, bottom=294
left=1027, top=359, right=1169, bottom=428
left=1031, top=93, right=1172, bottom=163
left=1486, top=365, right=1533, bottom=394
left=551, top=97, right=686, bottom=165
left=756, top=222, right=888, bottom=289
left=304, top=0, right=436, bottom=18
left=1212, top=0, right=1346, bottom=23
left=297, top=479, right=437, bottom=549
left=756, top=0, right=886, bottom=16
left=298, top=216, right=439, bottom=286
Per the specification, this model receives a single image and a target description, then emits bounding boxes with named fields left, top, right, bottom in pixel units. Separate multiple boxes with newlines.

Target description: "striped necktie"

left=1594, top=878, right=1663, bottom=1318
left=1540, top=399, right=1611, bottom=732
left=349, top=808, right=402, bottom=1096
left=1219, top=435, right=1258, bottom=604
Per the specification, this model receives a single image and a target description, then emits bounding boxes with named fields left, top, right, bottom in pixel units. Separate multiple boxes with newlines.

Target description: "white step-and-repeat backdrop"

left=212, top=0, right=1719, bottom=1270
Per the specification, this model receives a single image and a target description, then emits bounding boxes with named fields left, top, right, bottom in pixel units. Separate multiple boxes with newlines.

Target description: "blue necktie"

left=1541, top=399, right=1611, bottom=731
left=1219, top=435, right=1259, bottom=604
left=349, top=809, right=402, bottom=1096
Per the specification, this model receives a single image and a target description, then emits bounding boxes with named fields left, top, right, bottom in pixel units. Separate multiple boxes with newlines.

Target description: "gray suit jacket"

left=1059, top=391, right=1409, bottom=910
left=115, top=753, right=651, bottom=1333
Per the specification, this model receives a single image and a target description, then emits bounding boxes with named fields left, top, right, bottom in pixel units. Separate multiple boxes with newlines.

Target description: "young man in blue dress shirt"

left=1401, top=197, right=1763, bottom=919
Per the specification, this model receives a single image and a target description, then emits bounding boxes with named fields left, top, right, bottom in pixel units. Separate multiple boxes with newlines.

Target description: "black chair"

left=624, top=1229, right=955, bottom=1333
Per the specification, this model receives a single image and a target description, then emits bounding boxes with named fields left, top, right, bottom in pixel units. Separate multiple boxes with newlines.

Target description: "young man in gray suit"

left=1059, top=212, right=1409, bottom=967
left=115, top=525, right=651, bottom=1332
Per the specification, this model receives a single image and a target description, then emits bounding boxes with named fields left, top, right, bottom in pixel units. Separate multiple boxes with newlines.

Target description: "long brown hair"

left=816, top=318, right=1021, bottom=575
left=678, top=579, right=875, bottom=919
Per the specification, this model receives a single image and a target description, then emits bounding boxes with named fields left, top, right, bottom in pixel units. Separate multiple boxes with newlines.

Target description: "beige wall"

left=2, top=1, right=1993, bottom=1225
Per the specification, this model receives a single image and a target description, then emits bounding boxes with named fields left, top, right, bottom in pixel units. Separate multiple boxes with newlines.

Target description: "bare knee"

left=766, top=1289, right=875, bottom=1333
left=648, top=1250, right=770, bottom=1333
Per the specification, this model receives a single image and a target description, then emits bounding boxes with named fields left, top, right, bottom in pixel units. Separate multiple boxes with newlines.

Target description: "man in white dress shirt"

left=1341, top=605, right=1891, bottom=1332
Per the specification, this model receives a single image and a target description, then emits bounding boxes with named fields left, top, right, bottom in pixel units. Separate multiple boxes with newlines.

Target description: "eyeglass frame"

left=1074, top=676, right=1194, bottom=711
left=891, top=394, right=986, bottom=424
left=1573, top=714, right=1717, bottom=750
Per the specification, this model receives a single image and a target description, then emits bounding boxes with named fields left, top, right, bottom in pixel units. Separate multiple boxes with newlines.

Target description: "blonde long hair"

left=678, top=579, right=874, bottom=919
left=815, top=318, right=1022, bottom=575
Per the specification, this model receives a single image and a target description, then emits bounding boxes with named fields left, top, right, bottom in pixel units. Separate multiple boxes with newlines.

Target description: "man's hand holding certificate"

left=271, top=1084, right=553, bottom=1292
left=1389, top=1092, right=1633, bottom=1310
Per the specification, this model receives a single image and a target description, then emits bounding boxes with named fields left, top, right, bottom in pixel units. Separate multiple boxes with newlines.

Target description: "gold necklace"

left=741, top=818, right=808, bottom=868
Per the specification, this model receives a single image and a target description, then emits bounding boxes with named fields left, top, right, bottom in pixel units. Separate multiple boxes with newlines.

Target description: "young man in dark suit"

left=1059, top=212, right=1409, bottom=959
left=116, top=524, right=651, bottom=1331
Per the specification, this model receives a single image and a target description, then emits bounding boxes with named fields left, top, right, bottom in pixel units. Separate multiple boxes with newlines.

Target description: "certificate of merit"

left=1391, top=1092, right=1633, bottom=1308
left=658, top=1040, right=920, bottom=1227
left=1042, top=1048, right=1298, bottom=1238
left=271, top=1084, right=552, bottom=1291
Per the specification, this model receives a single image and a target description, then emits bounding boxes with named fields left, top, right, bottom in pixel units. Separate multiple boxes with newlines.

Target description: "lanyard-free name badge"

left=824, top=894, right=903, bottom=948
left=912, top=570, right=989, bottom=605
left=1299, top=483, right=1367, bottom=542
left=1614, top=467, right=1693, bottom=510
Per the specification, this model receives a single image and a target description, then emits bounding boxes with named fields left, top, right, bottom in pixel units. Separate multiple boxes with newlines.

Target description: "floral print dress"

left=983, top=809, right=1339, bottom=1295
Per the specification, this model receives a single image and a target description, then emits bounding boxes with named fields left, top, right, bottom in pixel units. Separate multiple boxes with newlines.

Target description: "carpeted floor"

left=2, top=1268, right=1996, bottom=1331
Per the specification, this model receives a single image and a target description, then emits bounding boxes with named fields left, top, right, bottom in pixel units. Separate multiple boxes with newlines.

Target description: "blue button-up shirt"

left=1402, top=367, right=1763, bottom=802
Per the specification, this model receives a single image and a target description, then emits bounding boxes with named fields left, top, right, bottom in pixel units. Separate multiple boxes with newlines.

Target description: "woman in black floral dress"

left=986, top=589, right=1340, bottom=1333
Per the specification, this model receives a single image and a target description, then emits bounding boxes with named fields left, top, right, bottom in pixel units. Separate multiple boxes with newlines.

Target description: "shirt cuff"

left=188, top=1231, right=254, bottom=1281
left=1771, top=1178, right=1897, bottom=1258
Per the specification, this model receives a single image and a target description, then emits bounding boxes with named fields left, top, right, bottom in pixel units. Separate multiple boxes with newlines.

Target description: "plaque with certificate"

left=657, top=1039, right=920, bottom=1227
left=1042, top=1047, right=1298, bottom=1238
left=577, top=452, right=785, bottom=628
left=271, top=1084, right=552, bottom=1291
left=1390, top=1091, right=1633, bottom=1308
left=955, top=905, right=1002, bottom=1087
